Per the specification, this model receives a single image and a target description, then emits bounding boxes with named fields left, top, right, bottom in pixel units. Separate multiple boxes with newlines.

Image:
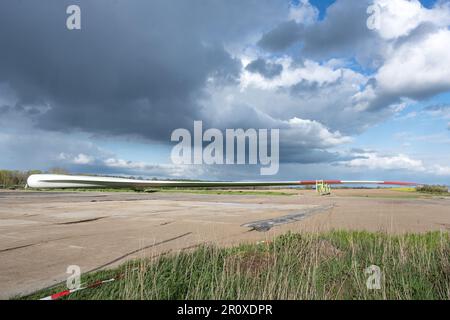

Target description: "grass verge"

left=156, top=188, right=294, bottom=196
left=22, top=231, right=450, bottom=300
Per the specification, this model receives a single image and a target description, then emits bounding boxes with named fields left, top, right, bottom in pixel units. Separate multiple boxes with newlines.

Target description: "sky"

left=0, top=0, right=449, bottom=184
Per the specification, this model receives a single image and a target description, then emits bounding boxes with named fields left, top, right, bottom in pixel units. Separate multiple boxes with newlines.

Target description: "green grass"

left=351, top=193, right=432, bottom=200
left=390, top=186, right=449, bottom=197
left=156, top=188, right=294, bottom=196
left=351, top=189, right=449, bottom=199
left=22, top=231, right=450, bottom=300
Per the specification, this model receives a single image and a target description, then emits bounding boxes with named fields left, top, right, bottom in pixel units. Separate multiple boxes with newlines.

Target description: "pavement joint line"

left=0, top=235, right=79, bottom=253
left=55, top=216, right=107, bottom=225
left=85, top=232, right=193, bottom=273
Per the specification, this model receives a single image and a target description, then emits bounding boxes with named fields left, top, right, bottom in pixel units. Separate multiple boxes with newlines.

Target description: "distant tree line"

left=0, top=170, right=37, bottom=188
left=416, top=185, right=449, bottom=194
left=0, top=168, right=69, bottom=189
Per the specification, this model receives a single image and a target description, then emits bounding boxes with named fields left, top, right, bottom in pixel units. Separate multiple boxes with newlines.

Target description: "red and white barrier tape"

left=40, top=276, right=120, bottom=300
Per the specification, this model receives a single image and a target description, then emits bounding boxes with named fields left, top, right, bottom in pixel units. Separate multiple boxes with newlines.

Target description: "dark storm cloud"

left=257, top=20, right=304, bottom=52
left=258, top=0, right=384, bottom=66
left=0, top=105, right=12, bottom=114
left=280, top=146, right=342, bottom=164
left=245, top=58, right=283, bottom=79
left=0, top=103, right=44, bottom=116
left=289, top=75, right=344, bottom=97
left=300, top=0, right=376, bottom=62
left=0, top=0, right=288, bottom=141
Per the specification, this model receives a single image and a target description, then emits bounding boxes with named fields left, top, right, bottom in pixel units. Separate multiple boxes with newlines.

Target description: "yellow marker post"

left=316, top=180, right=331, bottom=196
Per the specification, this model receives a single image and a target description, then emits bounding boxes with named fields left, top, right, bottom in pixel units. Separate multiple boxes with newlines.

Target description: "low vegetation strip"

left=157, top=188, right=294, bottom=196
left=416, top=185, right=449, bottom=194
left=22, top=231, right=450, bottom=300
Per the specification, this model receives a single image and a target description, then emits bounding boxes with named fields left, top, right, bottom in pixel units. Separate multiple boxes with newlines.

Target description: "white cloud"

left=103, top=158, right=206, bottom=178
left=376, top=29, right=450, bottom=98
left=286, top=117, right=352, bottom=148
left=104, top=158, right=158, bottom=171
left=340, top=150, right=450, bottom=177
left=240, top=57, right=363, bottom=90
left=73, top=153, right=94, bottom=165
left=57, top=153, right=95, bottom=165
left=374, top=0, right=450, bottom=40
left=355, top=27, right=450, bottom=112
left=343, top=151, right=425, bottom=171
left=348, top=1, right=450, bottom=112
left=430, top=164, right=450, bottom=176
left=288, top=0, right=319, bottom=25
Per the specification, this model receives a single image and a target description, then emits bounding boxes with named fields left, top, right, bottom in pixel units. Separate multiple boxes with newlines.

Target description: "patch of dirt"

left=437, top=223, right=450, bottom=230
left=224, top=251, right=274, bottom=276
